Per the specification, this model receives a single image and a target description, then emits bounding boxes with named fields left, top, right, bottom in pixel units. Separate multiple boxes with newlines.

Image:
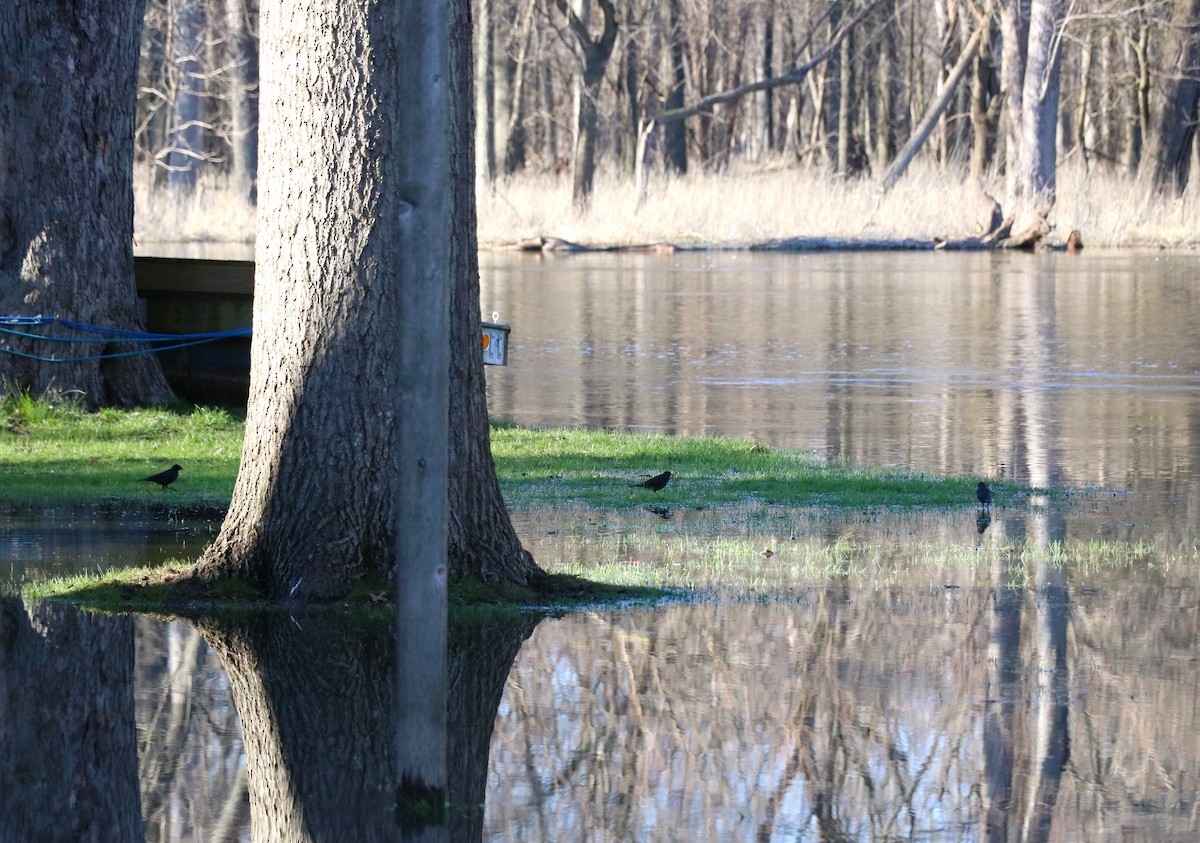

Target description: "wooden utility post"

left=394, top=0, right=451, bottom=827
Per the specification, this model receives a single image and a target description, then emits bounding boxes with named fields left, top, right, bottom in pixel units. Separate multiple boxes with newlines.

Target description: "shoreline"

left=134, top=165, right=1200, bottom=252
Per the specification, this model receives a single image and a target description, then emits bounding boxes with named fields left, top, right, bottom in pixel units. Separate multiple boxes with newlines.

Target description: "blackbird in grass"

left=632, top=470, right=672, bottom=492
left=976, top=481, right=992, bottom=508
left=142, top=464, right=182, bottom=489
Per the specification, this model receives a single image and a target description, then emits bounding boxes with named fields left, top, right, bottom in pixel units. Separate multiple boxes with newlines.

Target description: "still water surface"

left=4, top=250, right=1198, bottom=840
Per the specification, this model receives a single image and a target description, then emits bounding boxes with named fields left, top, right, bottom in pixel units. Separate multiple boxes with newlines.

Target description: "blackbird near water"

left=633, top=470, right=672, bottom=492
left=976, top=481, right=992, bottom=508
left=142, top=464, right=182, bottom=489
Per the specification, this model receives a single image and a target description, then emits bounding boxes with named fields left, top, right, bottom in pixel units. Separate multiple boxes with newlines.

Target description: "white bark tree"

left=1000, top=0, right=1067, bottom=222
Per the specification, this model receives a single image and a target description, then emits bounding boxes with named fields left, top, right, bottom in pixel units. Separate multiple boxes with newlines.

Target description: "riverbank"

left=134, top=162, right=1200, bottom=251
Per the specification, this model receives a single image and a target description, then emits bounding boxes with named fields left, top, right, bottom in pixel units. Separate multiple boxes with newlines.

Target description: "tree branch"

left=647, top=0, right=890, bottom=125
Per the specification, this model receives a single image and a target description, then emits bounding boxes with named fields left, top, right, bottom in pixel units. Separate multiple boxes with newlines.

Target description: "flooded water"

left=4, top=250, right=1199, bottom=840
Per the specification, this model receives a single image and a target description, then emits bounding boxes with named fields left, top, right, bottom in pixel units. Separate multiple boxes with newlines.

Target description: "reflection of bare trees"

left=136, top=617, right=247, bottom=843
left=488, top=553, right=1198, bottom=839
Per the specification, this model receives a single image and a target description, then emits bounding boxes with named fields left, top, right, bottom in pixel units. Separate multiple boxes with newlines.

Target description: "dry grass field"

left=133, top=160, right=1200, bottom=250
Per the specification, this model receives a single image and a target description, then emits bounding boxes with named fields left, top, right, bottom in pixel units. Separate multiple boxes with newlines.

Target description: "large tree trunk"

left=1016, top=0, right=1064, bottom=208
left=192, top=0, right=537, bottom=600
left=0, top=0, right=174, bottom=408
left=447, top=0, right=541, bottom=604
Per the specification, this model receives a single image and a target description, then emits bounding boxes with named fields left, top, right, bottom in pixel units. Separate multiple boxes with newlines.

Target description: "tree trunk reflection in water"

left=136, top=617, right=247, bottom=842
left=1023, top=516, right=1071, bottom=842
left=0, top=599, right=142, bottom=842
left=982, top=546, right=1022, bottom=841
left=194, top=611, right=537, bottom=841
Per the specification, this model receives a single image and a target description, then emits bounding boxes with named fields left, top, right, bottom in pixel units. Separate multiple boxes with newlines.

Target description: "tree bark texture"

left=194, top=0, right=438, bottom=599
left=0, top=600, right=142, bottom=842
left=195, top=0, right=537, bottom=599
left=0, top=0, right=173, bottom=408
left=448, top=0, right=543, bottom=585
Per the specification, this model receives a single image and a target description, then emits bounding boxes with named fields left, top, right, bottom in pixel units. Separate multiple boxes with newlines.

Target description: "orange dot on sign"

left=482, top=334, right=491, bottom=350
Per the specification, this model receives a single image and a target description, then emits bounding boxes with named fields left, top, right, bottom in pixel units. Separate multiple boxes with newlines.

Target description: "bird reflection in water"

left=976, top=510, right=992, bottom=534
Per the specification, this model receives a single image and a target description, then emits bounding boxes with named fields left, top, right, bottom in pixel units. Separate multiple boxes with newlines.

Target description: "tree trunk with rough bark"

left=191, top=0, right=538, bottom=601
left=447, top=0, right=540, bottom=597
left=0, top=0, right=174, bottom=408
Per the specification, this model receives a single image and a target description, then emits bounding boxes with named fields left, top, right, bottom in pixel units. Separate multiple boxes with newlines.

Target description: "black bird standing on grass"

left=976, top=481, right=992, bottom=508
left=142, top=464, right=182, bottom=490
left=633, top=470, right=672, bottom=492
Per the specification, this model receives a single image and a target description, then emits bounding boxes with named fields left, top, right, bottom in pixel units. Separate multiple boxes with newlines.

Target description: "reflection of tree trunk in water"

left=0, top=599, right=142, bottom=842
left=194, top=613, right=538, bottom=841
left=1023, top=544, right=1070, bottom=842
left=448, top=617, right=540, bottom=840
left=981, top=557, right=1023, bottom=842
left=140, top=622, right=203, bottom=842
left=791, top=588, right=851, bottom=842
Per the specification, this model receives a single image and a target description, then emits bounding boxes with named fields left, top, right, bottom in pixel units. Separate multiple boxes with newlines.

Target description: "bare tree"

left=554, top=0, right=619, bottom=205
left=999, top=0, right=1067, bottom=223
left=166, top=0, right=208, bottom=192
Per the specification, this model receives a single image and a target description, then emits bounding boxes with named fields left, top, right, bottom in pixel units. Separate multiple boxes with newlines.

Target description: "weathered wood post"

left=394, top=1, right=451, bottom=832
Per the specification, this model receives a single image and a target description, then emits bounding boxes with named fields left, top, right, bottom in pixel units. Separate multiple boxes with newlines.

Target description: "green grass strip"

left=490, top=422, right=1024, bottom=509
left=1, top=395, right=1033, bottom=510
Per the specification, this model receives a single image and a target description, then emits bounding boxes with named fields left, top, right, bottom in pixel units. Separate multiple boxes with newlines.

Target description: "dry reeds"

left=133, top=169, right=256, bottom=245
left=130, top=161, right=1200, bottom=249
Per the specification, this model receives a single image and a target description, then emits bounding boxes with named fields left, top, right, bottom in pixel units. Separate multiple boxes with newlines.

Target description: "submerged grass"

left=541, top=532, right=1182, bottom=593
left=6, top=397, right=1061, bottom=609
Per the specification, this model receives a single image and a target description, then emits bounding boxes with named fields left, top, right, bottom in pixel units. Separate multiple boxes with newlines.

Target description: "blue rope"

left=0, top=315, right=251, bottom=363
